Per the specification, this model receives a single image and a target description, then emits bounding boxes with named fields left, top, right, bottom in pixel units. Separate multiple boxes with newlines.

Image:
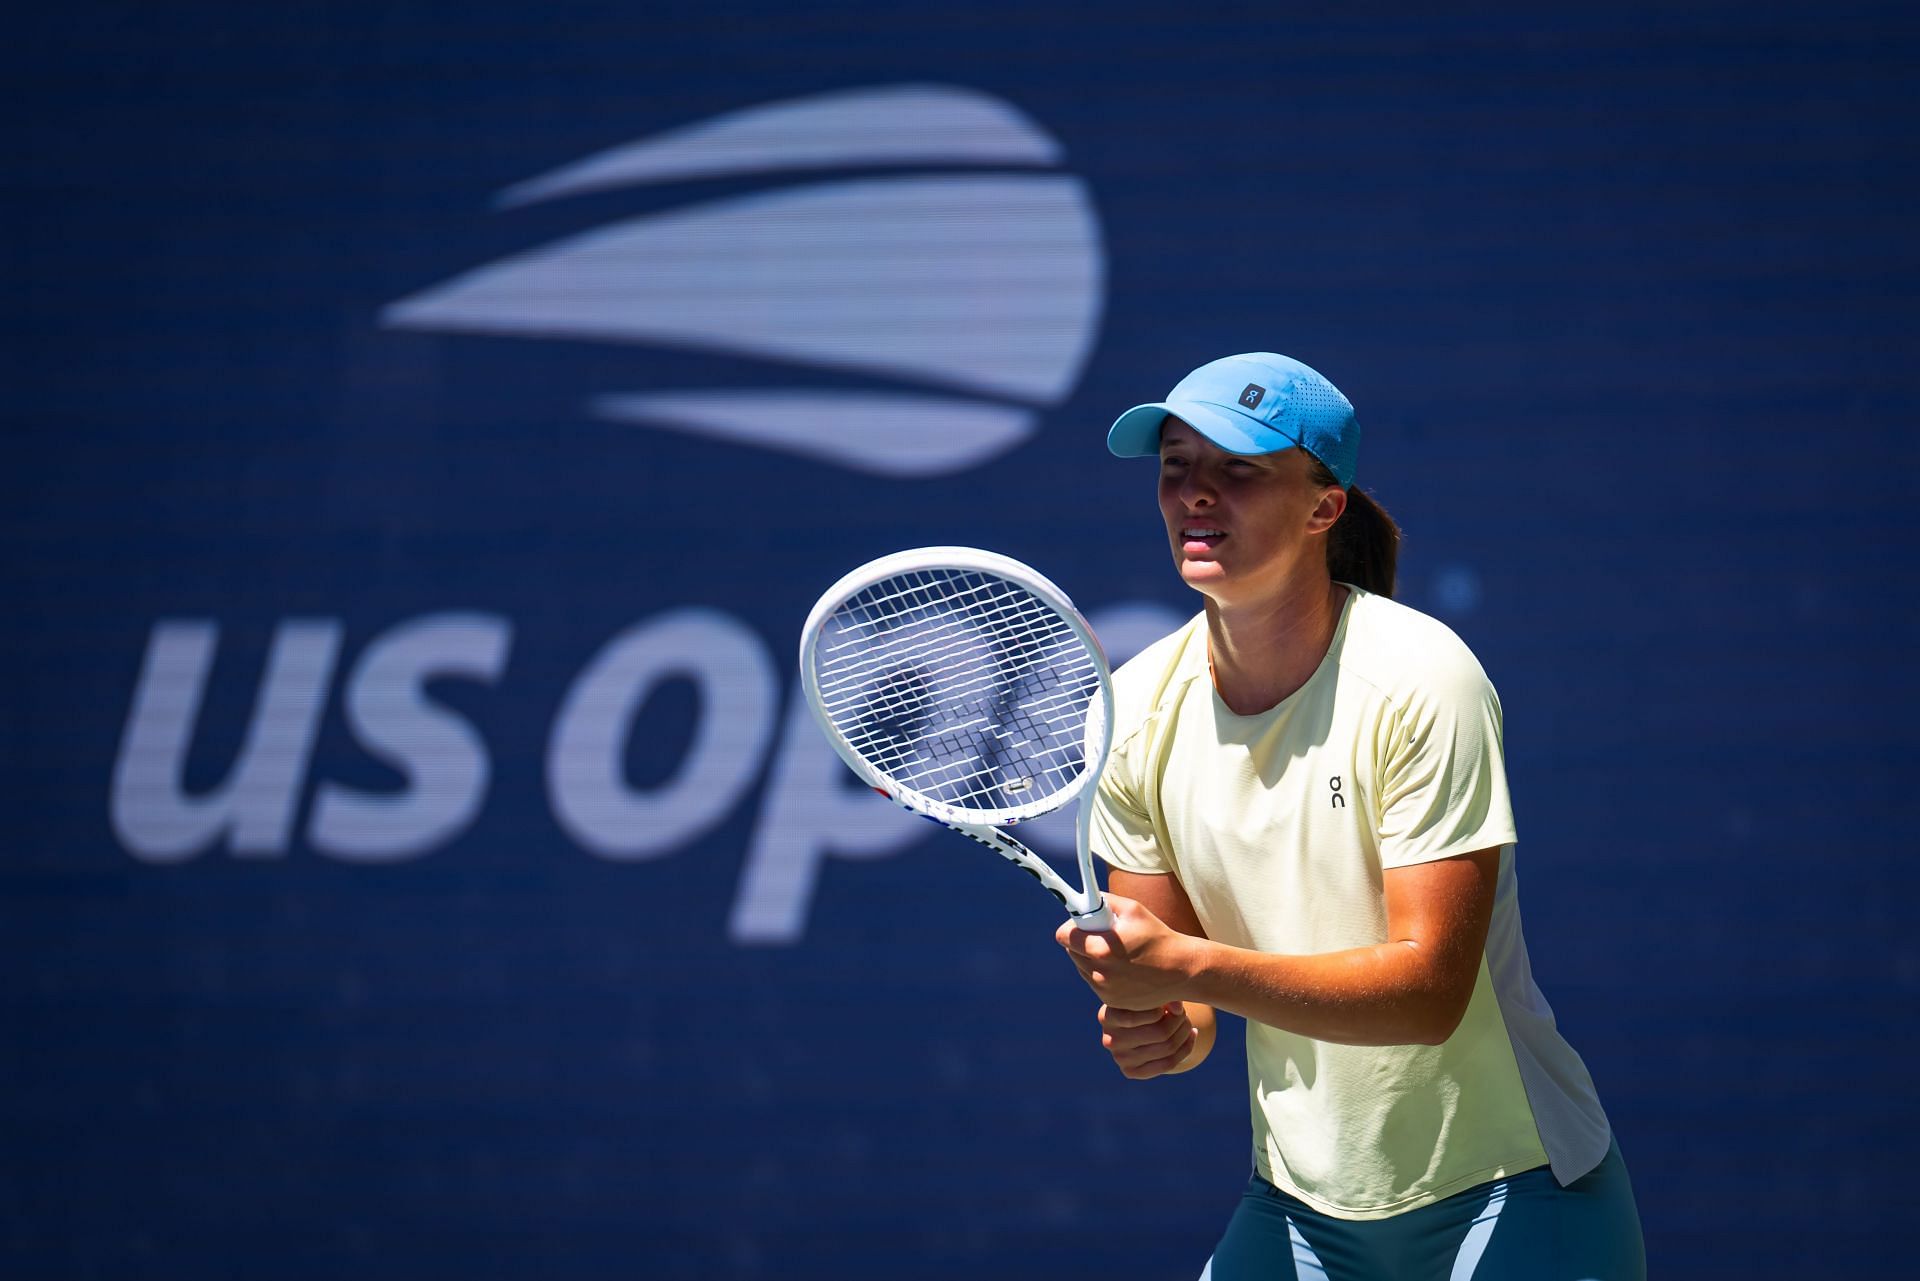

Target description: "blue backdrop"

left=5, top=2, right=1915, bottom=1277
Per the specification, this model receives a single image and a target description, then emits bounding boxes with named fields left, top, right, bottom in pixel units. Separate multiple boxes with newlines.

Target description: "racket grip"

left=1069, top=896, right=1114, bottom=933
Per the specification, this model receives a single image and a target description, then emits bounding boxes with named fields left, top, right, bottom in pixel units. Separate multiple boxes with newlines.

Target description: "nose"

left=1178, top=466, right=1215, bottom=508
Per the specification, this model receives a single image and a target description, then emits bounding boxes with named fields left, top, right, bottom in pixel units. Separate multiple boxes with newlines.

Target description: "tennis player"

left=1056, top=353, right=1646, bottom=1280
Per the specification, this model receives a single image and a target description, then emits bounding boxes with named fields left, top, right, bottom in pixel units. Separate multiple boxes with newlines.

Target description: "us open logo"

left=109, top=85, right=1143, bottom=947
left=380, top=83, right=1108, bottom=477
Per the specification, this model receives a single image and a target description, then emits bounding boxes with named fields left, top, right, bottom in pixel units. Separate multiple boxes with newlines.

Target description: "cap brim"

left=1106, top=400, right=1301, bottom=458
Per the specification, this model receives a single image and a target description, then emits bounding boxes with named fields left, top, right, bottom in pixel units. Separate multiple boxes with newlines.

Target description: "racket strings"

left=821, top=633, right=1087, bottom=722
left=813, top=568, right=1099, bottom=813
left=814, top=578, right=1080, bottom=689
left=818, top=575, right=1080, bottom=706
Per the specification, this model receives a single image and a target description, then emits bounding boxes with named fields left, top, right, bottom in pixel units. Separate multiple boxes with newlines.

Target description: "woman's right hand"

left=1098, top=1001, right=1200, bottom=1079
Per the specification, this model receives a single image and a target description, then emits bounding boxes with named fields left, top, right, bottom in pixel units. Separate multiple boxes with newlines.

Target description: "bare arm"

left=1059, top=848, right=1500, bottom=1047
left=1094, top=870, right=1219, bottom=1078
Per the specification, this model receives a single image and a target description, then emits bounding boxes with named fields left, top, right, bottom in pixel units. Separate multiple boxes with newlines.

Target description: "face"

left=1156, top=418, right=1346, bottom=606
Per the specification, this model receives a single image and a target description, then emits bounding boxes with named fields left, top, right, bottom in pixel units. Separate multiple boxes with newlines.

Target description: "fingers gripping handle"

left=1069, top=896, right=1114, bottom=933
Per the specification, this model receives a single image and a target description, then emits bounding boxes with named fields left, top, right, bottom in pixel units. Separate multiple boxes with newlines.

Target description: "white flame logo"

left=380, top=84, right=1106, bottom=477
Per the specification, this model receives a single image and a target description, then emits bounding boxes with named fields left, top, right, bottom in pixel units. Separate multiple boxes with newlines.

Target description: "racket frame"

left=799, top=546, right=1115, bottom=929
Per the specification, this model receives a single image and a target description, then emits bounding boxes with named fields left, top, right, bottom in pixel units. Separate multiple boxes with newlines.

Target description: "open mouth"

left=1179, top=525, right=1224, bottom=552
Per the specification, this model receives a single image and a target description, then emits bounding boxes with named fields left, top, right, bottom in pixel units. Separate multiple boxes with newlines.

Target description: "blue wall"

left=5, top=2, right=1915, bottom=1276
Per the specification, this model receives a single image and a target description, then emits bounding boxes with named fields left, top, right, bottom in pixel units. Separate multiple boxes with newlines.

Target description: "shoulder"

left=1336, top=587, right=1500, bottom=711
left=1108, top=611, right=1208, bottom=742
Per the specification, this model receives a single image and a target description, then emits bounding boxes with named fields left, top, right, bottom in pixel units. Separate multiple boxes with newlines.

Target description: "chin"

left=1177, top=560, right=1228, bottom=592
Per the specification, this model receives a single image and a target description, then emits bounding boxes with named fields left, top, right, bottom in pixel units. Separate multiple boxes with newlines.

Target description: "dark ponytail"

left=1308, top=455, right=1400, bottom=598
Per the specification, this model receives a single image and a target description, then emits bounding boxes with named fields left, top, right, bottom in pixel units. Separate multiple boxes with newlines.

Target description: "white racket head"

left=800, top=547, right=1114, bottom=830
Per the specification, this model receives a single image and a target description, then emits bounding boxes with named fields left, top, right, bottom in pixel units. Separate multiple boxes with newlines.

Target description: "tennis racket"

left=799, top=546, right=1115, bottom=931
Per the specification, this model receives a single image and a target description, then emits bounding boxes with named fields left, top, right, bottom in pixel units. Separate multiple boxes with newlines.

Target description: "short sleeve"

left=1375, top=659, right=1519, bottom=869
left=1089, top=734, right=1172, bottom=875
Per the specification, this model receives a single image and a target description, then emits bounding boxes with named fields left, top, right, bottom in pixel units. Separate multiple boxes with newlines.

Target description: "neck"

left=1204, top=570, right=1348, bottom=715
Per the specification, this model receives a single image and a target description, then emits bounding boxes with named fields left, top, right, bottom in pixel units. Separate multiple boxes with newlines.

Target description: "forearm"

left=1182, top=935, right=1468, bottom=1047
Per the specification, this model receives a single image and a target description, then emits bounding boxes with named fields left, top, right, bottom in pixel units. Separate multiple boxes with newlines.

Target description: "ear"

left=1306, top=485, right=1348, bottom=534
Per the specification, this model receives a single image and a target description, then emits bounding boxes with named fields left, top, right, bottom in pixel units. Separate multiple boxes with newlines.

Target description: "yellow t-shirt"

left=1092, top=586, right=1611, bottom=1220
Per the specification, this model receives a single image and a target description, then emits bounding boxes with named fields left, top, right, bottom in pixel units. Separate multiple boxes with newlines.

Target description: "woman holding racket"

left=1057, top=353, right=1645, bottom=1280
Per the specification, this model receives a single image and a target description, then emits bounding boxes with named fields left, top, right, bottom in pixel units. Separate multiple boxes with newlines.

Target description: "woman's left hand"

left=1054, top=893, right=1203, bottom=1009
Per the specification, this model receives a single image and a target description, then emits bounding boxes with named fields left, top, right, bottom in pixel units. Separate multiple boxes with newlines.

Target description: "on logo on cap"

left=1239, top=383, right=1266, bottom=410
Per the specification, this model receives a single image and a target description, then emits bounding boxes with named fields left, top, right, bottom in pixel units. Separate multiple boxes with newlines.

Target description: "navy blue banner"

left=5, top=2, right=1915, bottom=1277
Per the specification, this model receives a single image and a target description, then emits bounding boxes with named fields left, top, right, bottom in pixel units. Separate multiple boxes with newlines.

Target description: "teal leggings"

left=1200, top=1139, right=1645, bottom=1281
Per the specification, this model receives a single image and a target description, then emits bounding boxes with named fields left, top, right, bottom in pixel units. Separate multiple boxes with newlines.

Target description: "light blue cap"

left=1107, top=352, right=1360, bottom=488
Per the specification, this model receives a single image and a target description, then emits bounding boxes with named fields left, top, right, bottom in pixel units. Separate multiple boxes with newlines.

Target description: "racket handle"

left=1069, top=896, right=1114, bottom=933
